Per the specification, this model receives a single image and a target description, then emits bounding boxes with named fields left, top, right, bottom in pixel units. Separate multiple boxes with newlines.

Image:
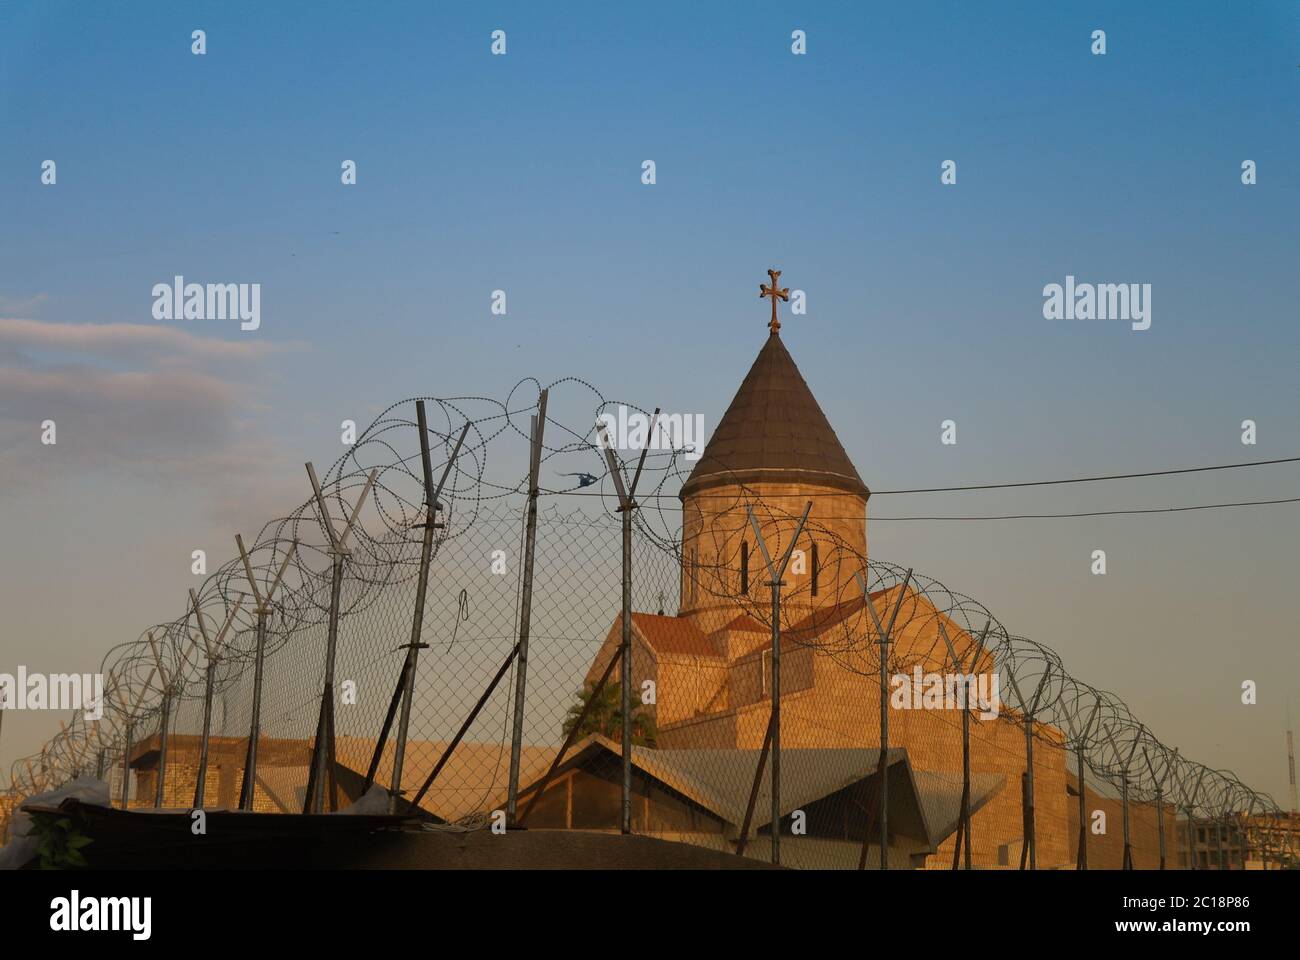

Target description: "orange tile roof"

left=630, top=612, right=720, bottom=658
left=715, top=613, right=767, bottom=634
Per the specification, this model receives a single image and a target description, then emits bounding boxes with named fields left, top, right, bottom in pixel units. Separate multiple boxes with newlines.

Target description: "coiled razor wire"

left=3, top=378, right=1294, bottom=867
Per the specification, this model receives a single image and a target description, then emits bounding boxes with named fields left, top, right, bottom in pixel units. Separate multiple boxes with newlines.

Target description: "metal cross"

left=759, top=268, right=790, bottom=334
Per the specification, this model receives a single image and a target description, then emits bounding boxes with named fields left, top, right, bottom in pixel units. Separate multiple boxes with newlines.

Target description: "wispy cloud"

left=0, top=317, right=303, bottom=366
left=0, top=315, right=307, bottom=512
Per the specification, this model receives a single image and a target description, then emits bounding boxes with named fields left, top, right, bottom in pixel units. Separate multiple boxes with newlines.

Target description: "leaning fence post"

left=746, top=501, right=811, bottom=866
left=235, top=535, right=297, bottom=811
left=391, top=408, right=468, bottom=813
left=145, top=632, right=175, bottom=809
left=507, top=390, right=548, bottom=824
left=597, top=407, right=658, bottom=836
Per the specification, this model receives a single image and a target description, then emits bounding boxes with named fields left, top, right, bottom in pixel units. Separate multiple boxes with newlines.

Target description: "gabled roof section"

left=630, top=612, right=720, bottom=658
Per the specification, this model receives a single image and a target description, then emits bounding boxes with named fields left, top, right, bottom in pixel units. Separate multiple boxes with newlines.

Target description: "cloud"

left=0, top=317, right=302, bottom=366
left=0, top=316, right=306, bottom=508
left=0, top=294, right=49, bottom=315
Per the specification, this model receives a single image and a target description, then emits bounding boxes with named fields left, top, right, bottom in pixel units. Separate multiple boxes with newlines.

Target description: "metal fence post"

left=302, top=464, right=377, bottom=813
left=746, top=502, right=810, bottom=866
left=154, top=691, right=171, bottom=808
left=597, top=408, right=658, bottom=836
left=507, top=390, right=548, bottom=824
left=938, top=618, right=990, bottom=871
left=1144, top=745, right=1173, bottom=870
left=392, top=404, right=458, bottom=811
left=190, top=590, right=240, bottom=810
left=240, top=608, right=267, bottom=811
left=856, top=568, right=912, bottom=870
left=121, top=722, right=133, bottom=809
left=1007, top=665, right=1051, bottom=870
left=235, top=536, right=296, bottom=811
left=1064, top=696, right=1101, bottom=870
left=196, top=663, right=215, bottom=807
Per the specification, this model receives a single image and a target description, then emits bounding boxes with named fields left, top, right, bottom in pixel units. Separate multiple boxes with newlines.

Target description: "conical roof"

left=680, top=331, right=869, bottom=500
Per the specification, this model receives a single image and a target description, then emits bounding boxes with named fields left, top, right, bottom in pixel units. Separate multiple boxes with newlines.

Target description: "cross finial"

left=759, top=268, right=790, bottom=334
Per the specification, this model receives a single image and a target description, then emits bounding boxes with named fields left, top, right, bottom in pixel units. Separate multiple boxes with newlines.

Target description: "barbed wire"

left=3, top=377, right=1293, bottom=868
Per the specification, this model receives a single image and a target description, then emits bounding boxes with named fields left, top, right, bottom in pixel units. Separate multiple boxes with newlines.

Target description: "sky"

left=1, top=1, right=1298, bottom=801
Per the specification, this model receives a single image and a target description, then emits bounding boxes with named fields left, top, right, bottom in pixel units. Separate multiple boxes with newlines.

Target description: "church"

left=103, top=272, right=1178, bottom=869
left=517, top=271, right=1151, bottom=868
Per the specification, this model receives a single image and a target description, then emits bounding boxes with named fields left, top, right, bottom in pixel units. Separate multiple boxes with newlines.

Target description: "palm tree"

left=562, top=681, right=657, bottom=747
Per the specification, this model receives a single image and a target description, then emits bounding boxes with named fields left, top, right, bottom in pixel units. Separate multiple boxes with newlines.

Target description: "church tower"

left=679, top=271, right=869, bottom=624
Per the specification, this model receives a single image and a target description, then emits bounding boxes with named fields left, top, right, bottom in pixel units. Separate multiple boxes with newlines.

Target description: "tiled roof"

left=715, top=613, right=767, bottom=634
left=681, top=331, right=869, bottom=499
left=631, top=612, right=720, bottom=658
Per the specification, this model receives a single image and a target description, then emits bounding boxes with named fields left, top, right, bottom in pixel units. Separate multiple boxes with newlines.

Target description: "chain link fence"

left=4, top=382, right=1296, bottom=868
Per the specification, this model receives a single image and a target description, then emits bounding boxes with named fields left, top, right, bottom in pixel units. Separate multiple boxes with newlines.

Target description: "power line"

left=868, top=496, right=1300, bottom=522
left=871, top=455, right=1300, bottom=495
left=543, top=454, right=1300, bottom=500
left=542, top=491, right=1300, bottom=521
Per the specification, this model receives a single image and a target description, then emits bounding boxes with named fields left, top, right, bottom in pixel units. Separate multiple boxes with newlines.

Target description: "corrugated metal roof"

left=519, top=734, right=1005, bottom=848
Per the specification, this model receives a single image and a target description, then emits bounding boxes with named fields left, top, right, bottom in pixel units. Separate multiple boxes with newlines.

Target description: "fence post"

left=235, top=535, right=297, bottom=811
left=1107, top=723, right=1141, bottom=870
left=1215, top=811, right=1227, bottom=870
left=855, top=568, right=912, bottom=870
left=190, top=590, right=241, bottom=810
left=153, top=692, right=171, bottom=808
left=1182, top=766, right=1206, bottom=870
left=507, top=390, right=548, bottom=824
left=121, top=722, right=133, bottom=809
left=597, top=408, right=658, bottom=836
left=144, top=631, right=180, bottom=809
left=392, top=410, right=469, bottom=812
left=1007, top=665, right=1051, bottom=869
left=1063, top=695, right=1102, bottom=870
left=1144, top=746, right=1174, bottom=870
left=937, top=618, right=991, bottom=870
left=303, top=464, right=377, bottom=813
left=746, top=501, right=811, bottom=866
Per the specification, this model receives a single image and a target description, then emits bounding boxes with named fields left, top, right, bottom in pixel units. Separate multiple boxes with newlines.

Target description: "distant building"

left=1178, top=811, right=1300, bottom=870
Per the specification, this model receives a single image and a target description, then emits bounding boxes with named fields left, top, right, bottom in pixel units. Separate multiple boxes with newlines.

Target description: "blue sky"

left=1, top=2, right=1298, bottom=799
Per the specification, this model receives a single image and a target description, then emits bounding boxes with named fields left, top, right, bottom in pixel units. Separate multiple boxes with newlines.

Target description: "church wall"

left=656, top=656, right=729, bottom=727
left=680, top=481, right=868, bottom=624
